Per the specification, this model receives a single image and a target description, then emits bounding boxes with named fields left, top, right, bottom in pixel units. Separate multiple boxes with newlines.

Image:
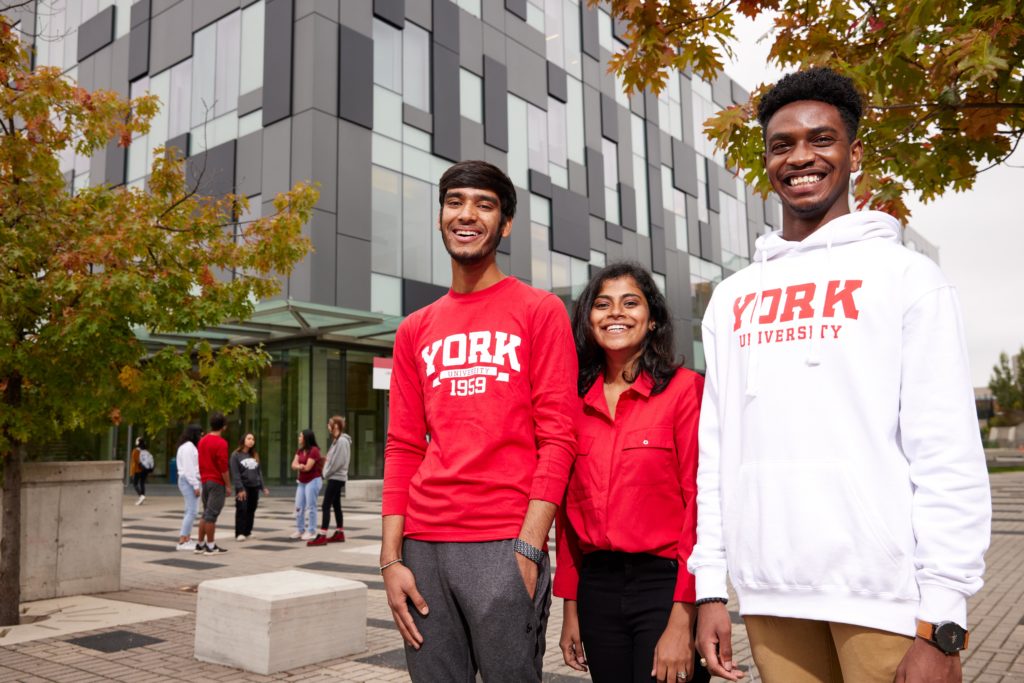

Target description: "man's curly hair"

left=757, top=67, right=864, bottom=142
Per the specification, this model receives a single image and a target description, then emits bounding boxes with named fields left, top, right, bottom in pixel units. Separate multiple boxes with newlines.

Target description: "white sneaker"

left=236, top=535, right=246, bottom=542
left=289, top=530, right=303, bottom=539
left=300, top=531, right=315, bottom=541
left=176, top=540, right=197, bottom=551
left=135, top=495, right=145, bottom=506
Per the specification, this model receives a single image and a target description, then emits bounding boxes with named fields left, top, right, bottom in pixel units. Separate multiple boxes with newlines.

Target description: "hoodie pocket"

left=729, top=460, right=914, bottom=598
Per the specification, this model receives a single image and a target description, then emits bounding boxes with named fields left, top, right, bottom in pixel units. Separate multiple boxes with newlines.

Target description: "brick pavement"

left=0, top=473, right=1021, bottom=682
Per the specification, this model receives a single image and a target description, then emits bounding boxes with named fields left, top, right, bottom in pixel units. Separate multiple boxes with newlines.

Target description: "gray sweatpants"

left=403, top=538, right=551, bottom=683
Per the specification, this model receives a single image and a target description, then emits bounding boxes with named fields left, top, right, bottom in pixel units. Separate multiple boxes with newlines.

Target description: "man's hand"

left=894, top=638, right=962, bottom=682
left=652, top=603, right=695, bottom=683
left=382, top=562, right=429, bottom=649
left=695, top=602, right=744, bottom=680
left=559, top=600, right=588, bottom=672
left=515, top=552, right=539, bottom=599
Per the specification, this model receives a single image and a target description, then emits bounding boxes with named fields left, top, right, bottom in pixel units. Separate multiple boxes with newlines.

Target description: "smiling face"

left=589, top=276, right=653, bottom=361
left=438, top=187, right=512, bottom=266
left=764, top=99, right=863, bottom=239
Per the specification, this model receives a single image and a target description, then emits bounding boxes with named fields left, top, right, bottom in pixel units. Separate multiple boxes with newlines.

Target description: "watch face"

left=934, top=622, right=966, bottom=653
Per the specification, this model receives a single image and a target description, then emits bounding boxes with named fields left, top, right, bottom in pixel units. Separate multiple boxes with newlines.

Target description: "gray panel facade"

left=263, top=0, right=294, bottom=126
left=483, top=57, right=508, bottom=151
left=338, top=25, right=374, bottom=129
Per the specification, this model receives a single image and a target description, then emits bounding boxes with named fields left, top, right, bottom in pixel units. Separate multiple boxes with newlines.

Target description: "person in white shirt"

left=174, top=424, right=203, bottom=551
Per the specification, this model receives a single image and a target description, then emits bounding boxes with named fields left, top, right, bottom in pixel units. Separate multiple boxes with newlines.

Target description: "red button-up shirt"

left=554, top=368, right=703, bottom=602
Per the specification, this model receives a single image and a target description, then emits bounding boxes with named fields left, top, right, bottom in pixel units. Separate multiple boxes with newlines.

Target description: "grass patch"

left=988, top=466, right=1024, bottom=474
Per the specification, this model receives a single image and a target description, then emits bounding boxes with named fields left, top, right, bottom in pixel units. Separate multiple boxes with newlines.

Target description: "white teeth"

left=607, top=325, right=626, bottom=332
left=788, top=175, right=823, bottom=186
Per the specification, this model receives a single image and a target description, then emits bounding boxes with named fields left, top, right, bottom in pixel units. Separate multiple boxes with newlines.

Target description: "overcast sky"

left=724, top=14, right=1024, bottom=387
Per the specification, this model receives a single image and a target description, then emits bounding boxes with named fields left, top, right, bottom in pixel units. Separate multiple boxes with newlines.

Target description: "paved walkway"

left=1, top=473, right=1022, bottom=682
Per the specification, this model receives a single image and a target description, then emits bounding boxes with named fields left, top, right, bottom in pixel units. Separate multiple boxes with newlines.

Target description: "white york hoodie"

left=687, top=210, right=991, bottom=637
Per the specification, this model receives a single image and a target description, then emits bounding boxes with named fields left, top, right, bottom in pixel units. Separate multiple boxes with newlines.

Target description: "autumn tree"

left=989, top=347, right=1024, bottom=425
left=601, top=0, right=1024, bottom=221
left=0, top=15, right=318, bottom=625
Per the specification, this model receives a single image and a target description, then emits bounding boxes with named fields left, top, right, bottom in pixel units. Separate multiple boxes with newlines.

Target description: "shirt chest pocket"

left=620, top=427, right=675, bottom=484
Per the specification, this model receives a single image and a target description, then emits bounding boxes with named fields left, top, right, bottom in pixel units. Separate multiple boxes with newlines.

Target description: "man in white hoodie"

left=688, top=67, right=991, bottom=683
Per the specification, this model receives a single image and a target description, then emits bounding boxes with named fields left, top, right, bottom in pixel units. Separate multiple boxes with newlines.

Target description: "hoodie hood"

left=744, top=211, right=902, bottom=394
left=754, top=211, right=901, bottom=262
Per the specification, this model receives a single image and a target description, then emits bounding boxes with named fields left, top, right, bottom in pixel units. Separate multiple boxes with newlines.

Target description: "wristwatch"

left=916, top=620, right=969, bottom=654
left=513, top=538, right=546, bottom=565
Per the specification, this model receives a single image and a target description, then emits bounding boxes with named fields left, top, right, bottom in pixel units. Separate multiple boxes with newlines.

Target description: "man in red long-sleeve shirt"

left=381, top=160, right=577, bottom=682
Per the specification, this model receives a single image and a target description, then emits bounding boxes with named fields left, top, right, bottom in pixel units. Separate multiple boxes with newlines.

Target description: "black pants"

left=577, top=551, right=711, bottom=683
left=234, top=486, right=261, bottom=537
left=131, top=470, right=149, bottom=496
left=320, top=479, right=345, bottom=529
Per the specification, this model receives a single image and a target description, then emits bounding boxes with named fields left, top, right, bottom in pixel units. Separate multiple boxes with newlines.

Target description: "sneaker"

left=193, top=543, right=207, bottom=554
left=135, top=495, right=145, bottom=506
left=327, top=530, right=346, bottom=543
left=236, top=534, right=246, bottom=542
left=300, top=531, right=315, bottom=541
left=289, top=530, right=303, bottom=539
left=306, top=534, right=328, bottom=547
left=176, top=540, right=197, bottom=551
left=205, top=545, right=228, bottom=555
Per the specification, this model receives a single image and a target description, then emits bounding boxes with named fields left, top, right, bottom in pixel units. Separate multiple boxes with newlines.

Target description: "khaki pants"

left=745, top=615, right=914, bottom=683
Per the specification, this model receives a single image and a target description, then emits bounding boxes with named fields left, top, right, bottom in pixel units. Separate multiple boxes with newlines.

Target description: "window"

left=189, top=11, right=245, bottom=153
left=544, top=0, right=564, bottom=68
left=526, top=0, right=545, bottom=32
left=631, top=114, right=649, bottom=236
left=239, top=1, right=265, bottom=96
left=403, top=23, right=430, bottom=111
left=371, top=273, right=402, bottom=316
left=373, top=19, right=402, bottom=93
left=597, top=9, right=613, bottom=51
left=403, top=176, right=433, bottom=282
left=371, top=166, right=403, bottom=277
left=374, top=85, right=403, bottom=140
left=696, top=156, right=709, bottom=223
left=456, top=0, right=481, bottom=18
left=691, top=77, right=723, bottom=163
left=548, top=98, right=568, bottom=186
left=527, top=104, right=549, bottom=173
left=507, top=95, right=529, bottom=187
left=602, top=138, right=619, bottom=224
left=658, top=70, right=683, bottom=140
left=566, top=77, right=585, bottom=165
left=127, top=76, right=151, bottom=183
left=689, top=256, right=723, bottom=371
left=460, top=69, right=482, bottom=123
left=720, top=190, right=749, bottom=270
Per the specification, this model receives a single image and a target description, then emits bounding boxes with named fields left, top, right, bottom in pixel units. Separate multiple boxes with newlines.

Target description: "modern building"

left=9, top=0, right=785, bottom=481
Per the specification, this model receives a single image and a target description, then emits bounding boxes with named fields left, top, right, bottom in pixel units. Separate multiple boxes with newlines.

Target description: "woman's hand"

left=652, top=602, right=694, bottom=682
left=236, top=490, right=247, bottom=502
left=559, top=600, right=588, bottom=672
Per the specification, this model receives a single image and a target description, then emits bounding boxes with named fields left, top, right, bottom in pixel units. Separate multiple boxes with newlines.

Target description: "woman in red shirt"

left=556, top=262, right=709, bottom=683
left=290, top=429, right=323, bottom=541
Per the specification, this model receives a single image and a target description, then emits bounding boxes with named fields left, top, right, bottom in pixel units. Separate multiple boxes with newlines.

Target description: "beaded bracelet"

left=695, top=597, right=729, bottom=606
left=379, top=558, right=404, bottom=573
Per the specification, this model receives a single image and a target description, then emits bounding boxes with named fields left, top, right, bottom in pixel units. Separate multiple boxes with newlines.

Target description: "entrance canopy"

left=136, top=299, right=404, bottom=349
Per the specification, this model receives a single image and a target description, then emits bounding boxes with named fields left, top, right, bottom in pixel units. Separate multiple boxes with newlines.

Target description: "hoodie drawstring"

left=804, top=236, right=832, bottom=367
left=744, top=227, right=772, bottom=397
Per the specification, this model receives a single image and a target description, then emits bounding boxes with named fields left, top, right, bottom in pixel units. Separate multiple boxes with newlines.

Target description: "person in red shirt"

left=381, top=160, right=577, bottom=682
left=290, top=429, right=323, bottom=540
left=196, top=411, right=231, bottom=555
left=555, top=262, right=709, bottom=683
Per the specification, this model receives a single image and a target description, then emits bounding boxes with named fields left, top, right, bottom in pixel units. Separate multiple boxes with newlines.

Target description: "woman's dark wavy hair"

left=757, top=66, right=863, bottom=143
left=299, top=428, right=319, bottom=452
left=176, top=423, right=202, bottom=449
left=572, top=262, right=679, bottom=398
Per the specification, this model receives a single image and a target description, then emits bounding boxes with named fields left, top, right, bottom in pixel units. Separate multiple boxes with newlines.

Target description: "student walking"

left=196, top=411, right=231, bottom=555
left=308, top=415, right=351, bottom=546
left=290, top=429, right=323, bottom=541
left=175, top=424, right=202, bottom=551
left=555, top=263, right=709, bottom=683
left=130, top=436, right=154, bottom=505
left=231, top=432, right=269, bottom=541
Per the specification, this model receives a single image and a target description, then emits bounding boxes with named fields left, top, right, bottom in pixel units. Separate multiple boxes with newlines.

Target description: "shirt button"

left=642, top=439, right=649, bottom=445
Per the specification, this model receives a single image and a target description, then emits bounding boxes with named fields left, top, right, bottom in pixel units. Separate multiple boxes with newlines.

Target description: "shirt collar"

left=582, top=370, right=654, bottom=412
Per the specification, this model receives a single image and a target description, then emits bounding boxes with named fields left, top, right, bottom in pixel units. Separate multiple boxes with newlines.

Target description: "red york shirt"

left=554, top=368, right=703, bottom=602
left=198, top=433, right=229, bottom=485
left=382, top=277, right=577, bottom=541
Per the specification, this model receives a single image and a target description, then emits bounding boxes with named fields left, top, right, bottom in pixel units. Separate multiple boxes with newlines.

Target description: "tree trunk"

left=0, top=442, right=23, bottom=626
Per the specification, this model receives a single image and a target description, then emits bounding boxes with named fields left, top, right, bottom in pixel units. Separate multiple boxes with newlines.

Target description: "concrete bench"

left=194, top=569, right=367, bottom=674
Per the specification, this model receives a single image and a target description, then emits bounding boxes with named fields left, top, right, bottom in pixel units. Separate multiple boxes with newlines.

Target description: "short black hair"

left=209, top=411, right=226, bottom=431
left=438, top=160, right=517, bottom=225
left=757, top=67, right=863, bottom=142
left=572, top=262, right=679, bottom=397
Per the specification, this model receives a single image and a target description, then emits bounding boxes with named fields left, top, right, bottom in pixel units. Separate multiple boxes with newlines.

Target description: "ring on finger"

left=676, top=672, right=687, bottom=681
left=699, top=657, right=708, bottom=667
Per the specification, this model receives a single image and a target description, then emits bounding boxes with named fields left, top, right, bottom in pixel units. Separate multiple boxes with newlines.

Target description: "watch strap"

left=916, top=619, right=970, bottom=652
left=513, top=538, right=545, bottom=565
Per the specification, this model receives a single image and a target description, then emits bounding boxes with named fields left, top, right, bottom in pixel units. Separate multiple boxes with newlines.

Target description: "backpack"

left=139, top=449, right=155, bottom=471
